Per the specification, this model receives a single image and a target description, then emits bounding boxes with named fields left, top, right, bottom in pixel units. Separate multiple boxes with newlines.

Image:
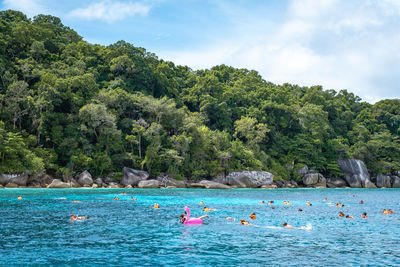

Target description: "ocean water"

left=0, top=188, right=399, bottom=266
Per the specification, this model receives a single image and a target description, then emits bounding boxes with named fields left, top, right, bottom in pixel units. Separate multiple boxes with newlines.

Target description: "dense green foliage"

left=1, top=10, right=399, bottom=180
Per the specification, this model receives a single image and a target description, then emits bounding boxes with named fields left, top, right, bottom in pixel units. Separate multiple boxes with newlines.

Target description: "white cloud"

left=68, top=1, right=150, bottom=23
left=160, top=0, right=400, bottom=103
left=3, top=0, right=46, bottom=17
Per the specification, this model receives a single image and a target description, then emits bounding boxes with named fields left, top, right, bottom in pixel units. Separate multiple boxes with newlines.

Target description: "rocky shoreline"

left=1, top=159, right=400, bottom=189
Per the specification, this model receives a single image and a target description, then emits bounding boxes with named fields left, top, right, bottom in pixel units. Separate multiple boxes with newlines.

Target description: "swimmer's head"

left=282, top=223, right=288, bottom=227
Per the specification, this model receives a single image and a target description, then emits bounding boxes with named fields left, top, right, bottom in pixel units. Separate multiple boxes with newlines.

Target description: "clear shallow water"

left=0, top=188, right=399, bottom=266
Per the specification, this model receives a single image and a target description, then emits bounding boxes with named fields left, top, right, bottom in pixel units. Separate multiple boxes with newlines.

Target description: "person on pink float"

left=180, top=206, right=209, bottom=224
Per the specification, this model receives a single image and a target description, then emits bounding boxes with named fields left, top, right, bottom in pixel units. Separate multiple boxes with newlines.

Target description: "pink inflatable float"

left=183, top=206, right=204, bottom=224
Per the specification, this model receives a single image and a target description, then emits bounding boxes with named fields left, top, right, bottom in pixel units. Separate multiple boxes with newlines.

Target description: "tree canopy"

left=1, top=10, right=399, bottom=181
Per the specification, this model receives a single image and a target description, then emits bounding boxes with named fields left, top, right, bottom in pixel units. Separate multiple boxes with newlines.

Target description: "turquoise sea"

left=0, top=188, right=399, bottom=266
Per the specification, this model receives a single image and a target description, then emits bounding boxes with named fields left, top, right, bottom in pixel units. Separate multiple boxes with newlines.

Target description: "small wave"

left=299, top=223, right=312, bottom=230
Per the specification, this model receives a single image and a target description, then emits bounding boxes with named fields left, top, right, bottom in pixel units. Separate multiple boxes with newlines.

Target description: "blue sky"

left=2, top=0, right=400, bottom=103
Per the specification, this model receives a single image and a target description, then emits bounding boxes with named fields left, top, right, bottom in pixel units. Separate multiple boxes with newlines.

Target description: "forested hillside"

left=1, top=10, right=399, bottom=181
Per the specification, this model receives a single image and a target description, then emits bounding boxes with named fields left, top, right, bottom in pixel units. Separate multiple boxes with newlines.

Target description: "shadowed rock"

left=121, top=167, right=149, bottom=186
left=303, top=173, right=326, bottom=188
left=327, top=177, right=348, bottom=187
left=157, top=174, right=186, bottom=188
left=192, top=180, right=231, bottom=189
left=28, top=173, right=53, bottom=187
left=138, top=179, right=160, bottom=188
left=77, top=170, right=93, bottom=186
left=5, top=182, right=19, bottom=188
left=226, top=171, right=274, bottom=188
left=338, top=159, right=375, bottom=188
left=9, top=173, right=29, bottom=186
left=392, top=176, right=400, bottom=188
left=296, top=166, right=309, bottom=176
left=47, top=179, right=70, bottom=188
left=376, top=174, right=392, bottom=188
left=94, top=178, right=103, bottom=186
left=0, top=173, right=29, bottom=186
left=70, top=178, right=81, bottom=188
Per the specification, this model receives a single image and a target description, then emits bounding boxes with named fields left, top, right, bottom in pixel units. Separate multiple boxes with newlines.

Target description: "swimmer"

left=120, top=193, right=128, bottom=195
left=226, top=217, right=233, bottom=220
left=113, top=197, right=120, bottom=200
left=268, top=201, right=274, bottom=204
left=323, top=198, right=328, bottom=201
left=298, top=209, right=303, bottom=212
left=17, top=196, right=22, bottom=200
left=271, top=206, right=275, bottom=210
left=199, top=201, right=204, bottom=205
left=388, top=209, right=394, bottom=214
left=281, top=223, right=295, bottom=229
left=359, top=200, right=364, bottom=204
left=383, top=209, right=388, bottom=215
left=339, top=212, right=345, bottom=217
left=181, top=207, right=209, bottom=224
left=240, top=219, right=250, bottom=225
left=203, top=207, right=216, bottom=212
left=346, top=215, right=354, bottom=219
left=179, top=214, right=186, bottom=223
left=306, top=201, right=312, bottom=206
left=336, top=203, right=344, bottom=207
left=130, top=196, right=133, bottom=200
left=134, top=197, right=137, bottom=201
left=259, top=201, right=265, bottom=204
left=249, top=213, right=256, bottom=220
left=362, top=212, right=368, bottom=218
left=72, top=200, right=81, bottom=203
left=153, top=203, right=160, bottom=209
left=70, top=214, right=87, bottom=220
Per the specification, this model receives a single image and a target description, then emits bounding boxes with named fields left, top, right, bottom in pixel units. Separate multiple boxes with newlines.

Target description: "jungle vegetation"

left=1, top=10, right=399, bottom=181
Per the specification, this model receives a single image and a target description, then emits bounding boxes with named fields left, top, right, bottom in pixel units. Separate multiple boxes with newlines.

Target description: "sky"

left=1, top=0, right=400, bottom=103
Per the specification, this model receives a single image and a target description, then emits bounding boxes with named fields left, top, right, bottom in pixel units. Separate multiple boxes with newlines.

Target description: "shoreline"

left=1, top=186, right=398, bottom=190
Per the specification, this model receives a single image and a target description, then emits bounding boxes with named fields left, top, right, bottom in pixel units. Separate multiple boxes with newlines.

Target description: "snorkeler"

left=240, top=219, right=250, bottom=225
left=362, top=212, right=368, bottom=218
left=203, top=207, right=216, bottom=212
left=70, top=214, right=87, bottom=220
left=281, top=223, right=295, bottom=229
left=249, top=213, right=256, bottom=220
